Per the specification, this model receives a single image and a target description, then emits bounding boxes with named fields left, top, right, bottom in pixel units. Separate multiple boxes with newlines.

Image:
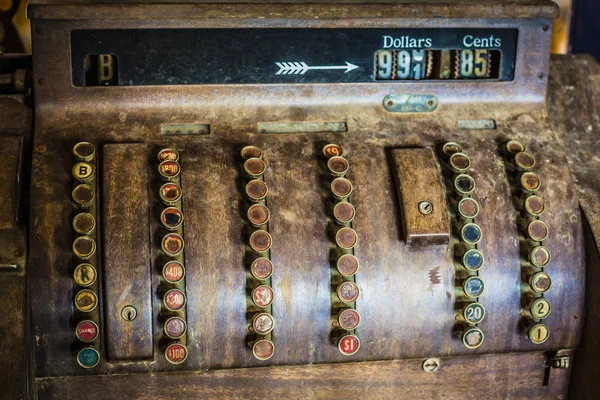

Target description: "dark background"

left=571, top=0, right=600, bottom=62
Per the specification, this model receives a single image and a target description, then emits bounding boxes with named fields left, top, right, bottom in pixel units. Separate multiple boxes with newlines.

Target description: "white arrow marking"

left=276, top=61, right=359, bottom=75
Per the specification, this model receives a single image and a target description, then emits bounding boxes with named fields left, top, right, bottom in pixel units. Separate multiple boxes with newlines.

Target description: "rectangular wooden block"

left=390, top=148, right=450, bottom=245
left=103, top=143, right=153, bottom=361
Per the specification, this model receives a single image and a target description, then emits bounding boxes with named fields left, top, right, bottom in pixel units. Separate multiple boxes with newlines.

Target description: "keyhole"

left=121, top=306, right=137, bottom=321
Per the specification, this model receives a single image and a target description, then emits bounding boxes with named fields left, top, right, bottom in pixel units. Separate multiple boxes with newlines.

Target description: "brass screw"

left=422, top=358, right=441, bottom=373
left=419, top=201, right=433, bottom=215
left=121, top=306, right=137, bottom=321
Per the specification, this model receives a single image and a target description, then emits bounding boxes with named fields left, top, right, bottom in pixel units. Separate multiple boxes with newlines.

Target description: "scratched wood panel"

left=180, top=141, right=254, bottom=369
left=103, top=143, right=154, bottom=361
left=0, top=136, right=23, bottom=230
left=510, top=136, right=585, bottom=351
left=36, top=351, right=571, bottom=400
left=349, top=140, right=455, bottom=360
left=464, top=139, right=521, bottom=353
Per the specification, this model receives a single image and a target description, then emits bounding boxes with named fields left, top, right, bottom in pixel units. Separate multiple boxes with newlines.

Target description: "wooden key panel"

left=27, top=135, right=583, bottom=378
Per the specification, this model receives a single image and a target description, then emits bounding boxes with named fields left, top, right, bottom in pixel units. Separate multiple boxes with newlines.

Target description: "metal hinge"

left=543, top=350, right=570, bottom=387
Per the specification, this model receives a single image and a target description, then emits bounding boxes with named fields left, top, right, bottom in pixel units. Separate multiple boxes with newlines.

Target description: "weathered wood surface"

left=547, top=54, right=600, bottom=400
left=28, top=131, right=584, bottom=377
left=103, top=144, right=154, bottom=361
left=0, top=99, right=32, bottom=400
left=390, top=147, right=450, bottom=245
left=36, top=351, right=571, bottom=400
left=28, top=0, right=559, bottom=20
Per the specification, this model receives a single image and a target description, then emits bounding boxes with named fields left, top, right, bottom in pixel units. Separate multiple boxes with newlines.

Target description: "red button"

left=165, top=343, right=188, bottom=364
left=158, top=160, right=181, bottom=180
left=337, top=281, right=360, bottom=303
left=162, top=261, right=185, bottom=283
left=338, top=334, right=360, bottom=356
left=338, top=309, right=361, bottom=331
left=163, top=289, right=186, bottom=311
left=162, top=233, right=185, bottom=256
left=252, top=285, right=274, bottom=308
left=164, top=316, right=187, bottom=339
left=158, top=148, right=179, bottom=163
left=252, top=339, right=274, bottom=361
left=76, top=320, right=98, bottom=342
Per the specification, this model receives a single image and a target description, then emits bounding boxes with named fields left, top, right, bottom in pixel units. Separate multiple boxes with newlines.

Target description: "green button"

left=77, top=347, right=100, bottom=368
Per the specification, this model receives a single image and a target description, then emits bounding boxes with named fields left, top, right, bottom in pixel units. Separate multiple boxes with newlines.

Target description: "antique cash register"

left=1, top=0, right=600, bottom=398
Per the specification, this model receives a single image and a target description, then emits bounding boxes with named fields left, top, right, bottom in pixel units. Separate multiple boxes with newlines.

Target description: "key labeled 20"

left=376, top=49, right=429, bottom=80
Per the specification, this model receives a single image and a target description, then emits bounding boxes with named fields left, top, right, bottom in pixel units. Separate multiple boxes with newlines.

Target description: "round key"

left=165, top=343, right=188, bottom=364
left=337, top=254, right=360, bottom=276
left=157, top=148, right=179, bottom=163
left=164, top=316, right=187, bottom=339
left=463, top=276, right=485, bottom=298
left=76, top=320, right=99, bottom=342
left=73, top=142, right=96, bottom=162
left=530, top=298, right=552, bottom=320
left=73, top=263, right=97, bottom=287
left=72, top=184, right=95, bottom=207
left=337, top=281, right=360, bottom=303
left=73, top=213, right=96, bottom=235
left=462, top=249, right=485, bottom=271
left=458, top=198, right=480, bottom=219
left=245, top=180, right=268, bottom=202
left=251, top=285, right=274, bottom=308
left=463, top=302, right=486, bottom=324
left=252, top=339, right=274, bottom=361
left=337, top=308, right=361, bottom=330
left=240, top=146, right=262, bottom=160
left=322, top=144, right=344, bottom=158
left=73, top=236, right=96, bottom=260
left=161, top=207, right=184, bottom=231
left=515, top=151, right=536, bottom=171
left=529, top=246, right=551, bottom=268
left=524, top=196, right=545, bottom=217
left=77, top=347, right=100, bottom=368
left=529, top=323, right=550, bottom=344
left=75, top=289, right=98, bottom=312
left=158, top=160, right=181, bottom=180
left=449, top=153, right=471, bottom=173
left=249, top=230, right=272, bottom=253
left=252, top=312, right=275, bottom=335
left=327, top=156, right=349, bottom=177
left=159, top=183, right=182, bottom=205
left=163, top=288, right=186, bottom=311
left=530, top=272, right=551, bottom=293
left=442, top=142, right=463, bottom=156
left=250, top=257, right=273, bottom=280
left=520, top=172, right=541, bottom=192
left=244, top=158, right=266, bottom=178
left=338, top=334, right=360, bottom=356
left=462, top=327, right=484, bottom=349
left=162, top=261, right=185, bottom=283
left=162, top=233, right=184, bottom=256
left=247, top=204, right=270, bottom=227
left=461, top=223, right=482, bottom=245
left=72, top=162, right=94, bottom=182
left=454, top=174, right=476, bottom=195
left=506, top=139, right=525, bottom=155
left=336, top=227, right=358, bottom=249
left=333, top=202, right=356, bottom=224
left=527, top=220, right=549, bottom=242
left=331, top=178, right=353, bottom=200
